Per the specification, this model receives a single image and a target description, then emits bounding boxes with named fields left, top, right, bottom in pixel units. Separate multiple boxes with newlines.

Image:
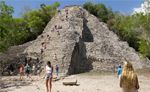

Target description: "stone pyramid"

left=24, top=6, right=149, bottom=75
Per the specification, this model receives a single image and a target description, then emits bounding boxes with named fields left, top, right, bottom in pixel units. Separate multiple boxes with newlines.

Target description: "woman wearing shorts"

left=45, top=61, right=53, bottom=92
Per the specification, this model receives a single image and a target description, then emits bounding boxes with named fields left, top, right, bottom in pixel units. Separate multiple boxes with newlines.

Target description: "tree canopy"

left=0, top=1, right=60, bottom=52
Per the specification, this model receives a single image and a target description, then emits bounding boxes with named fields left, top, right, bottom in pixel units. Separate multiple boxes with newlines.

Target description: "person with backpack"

left=25, top=63, right=32, bottom=79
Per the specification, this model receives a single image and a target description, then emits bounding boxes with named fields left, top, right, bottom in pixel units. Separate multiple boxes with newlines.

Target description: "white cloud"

left=133, top=0, right=150, bottom=15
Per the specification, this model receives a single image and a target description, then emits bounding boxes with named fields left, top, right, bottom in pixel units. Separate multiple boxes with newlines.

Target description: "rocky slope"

left=0, top=42, right=31, bottom=75
left=24, top=6, right=149, bottom=75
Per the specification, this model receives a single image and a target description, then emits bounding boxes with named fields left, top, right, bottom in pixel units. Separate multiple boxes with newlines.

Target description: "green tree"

left=0, top=1, right=14, bottom=51
left=23, top=2, right=60, bottom=39
left=138, top=38, right=150, bottom=58
left=83, top=2, right=97, bottom=16
left=95, top=3, right=109, bottom=22
left=0, top=1, right=60, bottom=52
left=0, top=1, right=14, bottom=17
left=83, top=2, right=110, bottom=22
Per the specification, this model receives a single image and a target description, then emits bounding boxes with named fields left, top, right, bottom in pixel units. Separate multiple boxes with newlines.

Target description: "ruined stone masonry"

left=24, top=6, right=149, bottom=75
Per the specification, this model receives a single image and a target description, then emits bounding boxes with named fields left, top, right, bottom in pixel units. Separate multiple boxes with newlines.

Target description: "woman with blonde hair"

left=120, top=61, right=139, bottom=92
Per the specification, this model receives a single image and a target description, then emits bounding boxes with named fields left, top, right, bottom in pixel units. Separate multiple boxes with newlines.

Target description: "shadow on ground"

left=0, top=78, right=32, bottom=92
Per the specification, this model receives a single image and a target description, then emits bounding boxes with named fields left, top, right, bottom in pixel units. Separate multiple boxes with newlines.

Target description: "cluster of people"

left=19, top=57, right=139, bottom=92
left=40, top=35, right=51, bottom=54
left=19, top=63, right=34, bottom=81
left=58, top=8, right=69, bottom=22
left=45, top=60, right=139, bottom=92
left=40, top=8, right=71, bottom=49
left=117, top=61, right=139, bottom=92
left=51, top=8, right=68, bottom=34
left=19, top=60, right=59, bottom=92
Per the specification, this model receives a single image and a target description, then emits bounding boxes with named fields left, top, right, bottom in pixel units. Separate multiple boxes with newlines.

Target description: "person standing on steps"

left=45, top=61, right=53, bottom=92
left=120, top=61, right=139, bottom=92
left=65, top=8, right=68, bottom=20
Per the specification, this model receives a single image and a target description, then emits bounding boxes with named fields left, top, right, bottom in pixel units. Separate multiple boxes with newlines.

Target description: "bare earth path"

left=1, top=73, right=150, bottom=92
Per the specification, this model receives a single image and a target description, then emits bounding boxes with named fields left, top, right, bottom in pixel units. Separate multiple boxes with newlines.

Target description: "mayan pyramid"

left=24, top=6, right=149, bottom=75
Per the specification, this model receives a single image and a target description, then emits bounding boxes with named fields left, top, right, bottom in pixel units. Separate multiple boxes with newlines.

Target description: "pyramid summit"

left=24, top=6, right=149, bottom=75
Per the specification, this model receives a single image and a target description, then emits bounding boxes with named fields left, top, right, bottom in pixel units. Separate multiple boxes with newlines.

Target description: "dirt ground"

left=0, top=72, right=150, bottom=92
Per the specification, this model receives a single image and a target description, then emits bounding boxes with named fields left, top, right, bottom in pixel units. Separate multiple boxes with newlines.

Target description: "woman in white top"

left=45, top=61, right=53, bottom=92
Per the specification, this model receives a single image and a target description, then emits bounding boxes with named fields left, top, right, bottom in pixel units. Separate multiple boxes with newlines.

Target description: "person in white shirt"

left=45, top=61, right=53, bottom=92
left=32, top=64, right=35, bottom=75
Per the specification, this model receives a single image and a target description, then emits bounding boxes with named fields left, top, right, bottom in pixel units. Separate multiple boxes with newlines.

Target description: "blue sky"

left=2, top=0, right=144, bottom=17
